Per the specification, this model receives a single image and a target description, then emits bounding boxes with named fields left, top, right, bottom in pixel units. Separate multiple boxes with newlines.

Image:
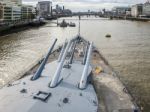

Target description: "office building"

left=37, top=1, right=52, bottom=18
left=0, top=3, right=21, bottom=21
left=0, top=0, right=22, bottom=5
left=0, top=0, right=35, bottom=22
left=21, top=5, right=36, bottom=20
left=131, top=4, right=143, bottom=17
left=112, top=6, right=131, bottom=16
left=143, top=2, right=150, bottom=17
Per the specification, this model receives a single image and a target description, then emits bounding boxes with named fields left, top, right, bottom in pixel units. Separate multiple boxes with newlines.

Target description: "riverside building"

left=143, top=2, right=150, bottom=17
left=0, top=0, right=35, bottom=22
left=37, top=1, right=52, bottom=18
left=131, top=4, right=143, bottom=17
left=112, top=6, right=131, bottom=16
left=21, top=5, right=36, bottom=20
left=0, top=3, right=21, bottom=22
left=10, top=0, right=22, bottom=5
left=0, top=0, right=21, bottom=5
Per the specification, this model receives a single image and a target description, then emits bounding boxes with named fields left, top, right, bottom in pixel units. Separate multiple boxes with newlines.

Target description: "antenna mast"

left=78, top=15, right=81, bottom=36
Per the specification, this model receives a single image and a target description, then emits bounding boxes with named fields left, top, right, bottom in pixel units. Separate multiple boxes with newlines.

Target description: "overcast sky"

left=22, top=0, right=147, bottom=11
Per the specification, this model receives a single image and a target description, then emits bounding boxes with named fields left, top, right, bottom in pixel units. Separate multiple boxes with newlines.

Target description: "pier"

left=0, top=19, right=46, bottom=35
left=110, top=16, right=150, bottom=22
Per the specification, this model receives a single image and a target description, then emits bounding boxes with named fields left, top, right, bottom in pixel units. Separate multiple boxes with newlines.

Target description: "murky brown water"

left=0, top=17, right=150, bottom=111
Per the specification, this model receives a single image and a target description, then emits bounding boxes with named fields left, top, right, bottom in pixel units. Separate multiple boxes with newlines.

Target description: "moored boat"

left=29, top=17, right=46, bottom=26
left=60, top=19, right=68, bottom=27
left=69, top=22, right=76, bottom=27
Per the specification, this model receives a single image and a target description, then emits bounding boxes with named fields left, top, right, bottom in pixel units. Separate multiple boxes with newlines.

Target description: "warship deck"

left=0, top=37, right=138, bottom=112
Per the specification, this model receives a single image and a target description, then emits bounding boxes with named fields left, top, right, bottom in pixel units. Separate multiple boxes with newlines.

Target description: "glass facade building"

left=143, top=2, right=150, bottom=17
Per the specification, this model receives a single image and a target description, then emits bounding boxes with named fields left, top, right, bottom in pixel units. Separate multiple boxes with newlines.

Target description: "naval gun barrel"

left=68, top=42, right=74, bottom=53
left=79, top=42, right=93, bottom=89
left=31, top=38, right=57, bottom=80
left=57, top=42, right=67, bottom=62
left=50, top=40, right=72, bottom=88
left=82, top=43, right=89, bottom=65
left=69, top=40, right=77, bottom=64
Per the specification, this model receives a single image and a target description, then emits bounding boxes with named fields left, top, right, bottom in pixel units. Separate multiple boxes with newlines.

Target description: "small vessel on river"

left=60, top=19, right=68, bottom=27
left=30, top=17, right=46, bottom=26
left=69, top=22, right=76, bottom=27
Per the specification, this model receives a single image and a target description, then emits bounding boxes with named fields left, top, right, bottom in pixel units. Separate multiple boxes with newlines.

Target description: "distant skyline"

left=22, top=0, right=148, bottom=11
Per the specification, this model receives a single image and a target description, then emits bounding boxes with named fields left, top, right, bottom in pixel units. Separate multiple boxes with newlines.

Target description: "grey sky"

left=23, top=0, right=147, bottom=11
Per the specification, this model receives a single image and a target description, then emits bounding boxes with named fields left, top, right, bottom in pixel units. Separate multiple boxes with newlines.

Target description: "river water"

left=0, top=17, right=150, bottom=111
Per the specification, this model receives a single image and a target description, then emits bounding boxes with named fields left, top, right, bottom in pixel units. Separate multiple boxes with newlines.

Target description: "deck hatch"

left=33, top=91, right=51, bottom=102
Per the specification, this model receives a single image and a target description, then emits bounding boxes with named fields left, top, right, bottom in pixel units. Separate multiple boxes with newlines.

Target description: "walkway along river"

left=0, top=17, right=150, bottom=111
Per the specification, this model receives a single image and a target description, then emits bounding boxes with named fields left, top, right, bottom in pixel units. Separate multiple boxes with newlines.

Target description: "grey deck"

left=0, top=36, right=139, bottom=112
left=0, top=61, right=98, bottom=112
left=91, top=51, right=138, bottom=112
